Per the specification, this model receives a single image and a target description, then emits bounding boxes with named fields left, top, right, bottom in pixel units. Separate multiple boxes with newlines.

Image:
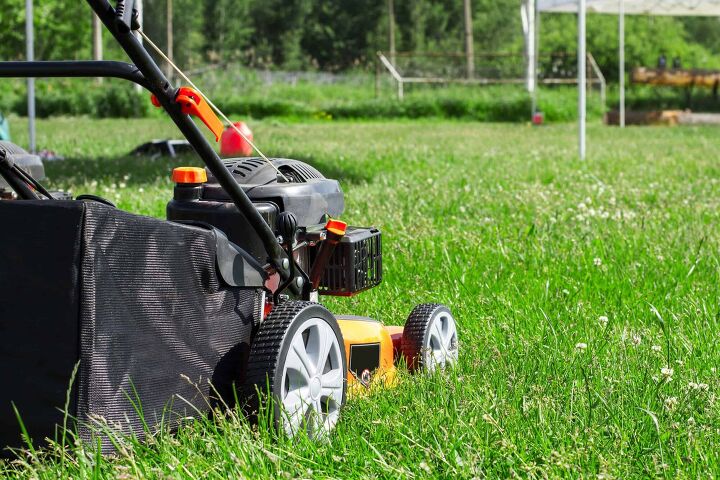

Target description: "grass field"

left=3, top=116, right=720, bottom=477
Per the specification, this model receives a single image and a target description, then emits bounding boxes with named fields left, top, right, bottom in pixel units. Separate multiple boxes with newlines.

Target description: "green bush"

left=6, top=80, right=149, bottom=118
left=94, top=84, right=151, bottom=118
left=221, top=97, right=316, bottom=118
left=0, top=75, right=612, bottom=122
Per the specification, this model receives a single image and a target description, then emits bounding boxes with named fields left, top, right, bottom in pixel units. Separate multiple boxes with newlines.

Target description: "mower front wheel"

left=402, top=303, right=459, bottom=372
left=242, top=301, right=347, bottom=438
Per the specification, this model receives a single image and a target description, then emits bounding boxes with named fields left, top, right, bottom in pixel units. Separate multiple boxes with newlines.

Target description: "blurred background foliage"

left=1, top=0, right=719, bottom=75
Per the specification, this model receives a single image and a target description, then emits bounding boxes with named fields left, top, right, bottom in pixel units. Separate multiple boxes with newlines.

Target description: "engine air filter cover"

left=202, top=157, right=344, bottom=226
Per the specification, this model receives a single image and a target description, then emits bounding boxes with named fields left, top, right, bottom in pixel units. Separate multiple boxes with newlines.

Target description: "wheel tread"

left=402, top=303, right=444, bottom=371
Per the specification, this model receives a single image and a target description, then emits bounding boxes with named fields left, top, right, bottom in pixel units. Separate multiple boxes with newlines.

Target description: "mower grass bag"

left=0, top=200, right=261, bottom=453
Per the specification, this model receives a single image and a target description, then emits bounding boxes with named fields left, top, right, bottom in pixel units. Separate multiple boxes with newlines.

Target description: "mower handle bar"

left=0, top=61, right=151, bottom=90
left=0, top=0, right=292, bottom=282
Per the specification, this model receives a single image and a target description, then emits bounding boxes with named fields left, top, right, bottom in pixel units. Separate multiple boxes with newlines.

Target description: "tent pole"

left=535, top=6, right=540, bottom=115
left=619, top=0, right=625, bottom=127
left=578, top=0, right=586, bottom=159
left=25, top=0, right=35, bottom=153
left=525, top=0, right=537, bottom=116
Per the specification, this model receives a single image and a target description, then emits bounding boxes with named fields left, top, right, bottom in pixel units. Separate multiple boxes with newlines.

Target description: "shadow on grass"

left=44, top=151, right=372, bottom=189
left=43, top=153, right=199, bottom=188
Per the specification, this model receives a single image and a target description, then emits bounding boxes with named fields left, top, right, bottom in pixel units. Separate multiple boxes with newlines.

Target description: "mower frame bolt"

left=295, top=277, right=304, bottom=289
left=282, top=258, right=290, bottom=270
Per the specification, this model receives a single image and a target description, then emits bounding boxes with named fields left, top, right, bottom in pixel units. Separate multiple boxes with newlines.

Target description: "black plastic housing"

left=167, top=195, right=278, bottom=263
left=318, top=227, right=382, bottom=296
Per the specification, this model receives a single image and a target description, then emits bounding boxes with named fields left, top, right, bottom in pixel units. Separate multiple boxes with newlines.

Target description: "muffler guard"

left=0, top=201, right=260, bottom=453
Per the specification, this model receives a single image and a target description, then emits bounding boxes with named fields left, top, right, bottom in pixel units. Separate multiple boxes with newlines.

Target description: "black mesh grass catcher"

left=0, top=200, right=260, bottom=453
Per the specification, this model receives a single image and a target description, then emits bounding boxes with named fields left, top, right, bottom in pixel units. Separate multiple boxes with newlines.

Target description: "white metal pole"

left=618, top=0, right=625, bottom=127
left=25, top=0, right=36, bottom=153
left=578, top=0, right=586, bottom=160
left=93, top=11, right=103, bottom=84
left=525, top=0, right=537, bottom=113
left=534, top=5, right=540, bottom=115
left=92, top=13, right=103, bottom=60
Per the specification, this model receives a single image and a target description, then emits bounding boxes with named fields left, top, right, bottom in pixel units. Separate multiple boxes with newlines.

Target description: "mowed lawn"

left=4, top=116, right=720, bottom=478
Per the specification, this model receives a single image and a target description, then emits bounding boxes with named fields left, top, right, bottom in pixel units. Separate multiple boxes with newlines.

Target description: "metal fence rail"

left=376, top=50, right=606, bottom=110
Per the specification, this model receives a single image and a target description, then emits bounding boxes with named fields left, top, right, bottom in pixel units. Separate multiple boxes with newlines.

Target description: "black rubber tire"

left=241, top=301, right=347, bottom=435
left=401, top=303, right=455, bottom=372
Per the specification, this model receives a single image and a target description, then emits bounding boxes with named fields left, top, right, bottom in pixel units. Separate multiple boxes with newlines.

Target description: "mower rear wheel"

left=242, top=301, right=346, bottom=438
left=402, top=304, right=458, bottom=372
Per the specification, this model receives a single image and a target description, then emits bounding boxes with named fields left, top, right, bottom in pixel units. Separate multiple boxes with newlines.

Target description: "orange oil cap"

left=172, top=167, right=207, bottom=184
left=325, top=219, right=347, bottom=236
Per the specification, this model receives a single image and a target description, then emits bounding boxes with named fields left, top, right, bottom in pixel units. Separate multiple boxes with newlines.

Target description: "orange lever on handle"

left=150, top=87, right=224, bottom=142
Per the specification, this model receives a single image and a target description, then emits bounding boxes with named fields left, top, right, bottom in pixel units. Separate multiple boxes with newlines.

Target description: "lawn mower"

left=0, top=0, right=458, bottom=453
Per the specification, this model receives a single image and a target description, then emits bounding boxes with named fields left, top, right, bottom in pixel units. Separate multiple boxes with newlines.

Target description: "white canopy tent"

left=526, top=0, right=720, bottom=159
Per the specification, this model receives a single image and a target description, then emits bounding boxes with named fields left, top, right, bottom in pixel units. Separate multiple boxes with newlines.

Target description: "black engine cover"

left=203, top=158, right=344, bottom=226
left=167, top=158, right=344, bottom=262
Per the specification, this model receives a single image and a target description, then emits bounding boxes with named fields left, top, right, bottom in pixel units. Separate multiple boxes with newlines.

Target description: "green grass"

left=3, top=115, right=720, bottom=477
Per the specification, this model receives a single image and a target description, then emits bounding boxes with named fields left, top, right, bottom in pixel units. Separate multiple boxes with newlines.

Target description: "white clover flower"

left=575, top=342, right=587, bottom=351
left=661, top=367, right=674, bottom=382
left=652, top=345, right=662, bottom=353
left=593, top=257, right=602, bottom=267
left=631, top=334, right=642, bottom=346
left=688, top=417, right=696, bottom=426
left=664, top=396, right=678, bottom=411
left=598, top=315, right=609, bottom=327
left=690, top=382, right=710, bottom=392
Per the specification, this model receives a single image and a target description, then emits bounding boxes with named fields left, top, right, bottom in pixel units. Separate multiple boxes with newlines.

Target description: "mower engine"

left=0, top=141, right=70, bottom=200
left=167, top=157, right=382, bottom=298
left=0, top=142, right=46, bottom=199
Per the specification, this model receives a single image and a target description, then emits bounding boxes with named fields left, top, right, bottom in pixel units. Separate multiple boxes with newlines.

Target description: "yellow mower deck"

left=336, top=316, right=402, bottom=395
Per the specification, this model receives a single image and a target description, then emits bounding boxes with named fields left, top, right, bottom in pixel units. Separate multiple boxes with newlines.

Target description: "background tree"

left=0, top=0, right=719, bottom=79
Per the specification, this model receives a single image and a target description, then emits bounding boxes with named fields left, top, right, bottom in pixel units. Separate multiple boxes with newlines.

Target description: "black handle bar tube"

left=0, top=61, right=151, bottom=90
left=82, top=0, right=290, bottom=280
